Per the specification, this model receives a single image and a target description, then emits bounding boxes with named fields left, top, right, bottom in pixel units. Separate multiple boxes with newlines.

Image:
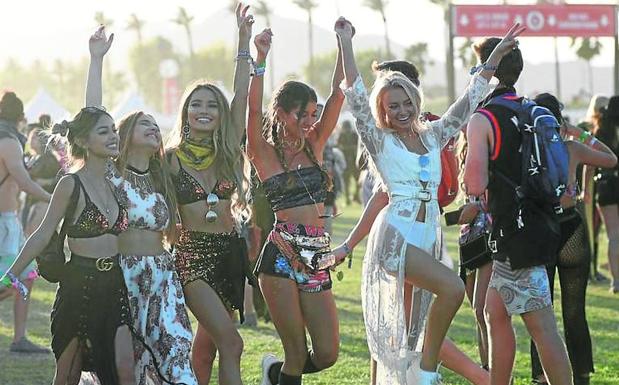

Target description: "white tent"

left=24, top=88, right=71, bottom=124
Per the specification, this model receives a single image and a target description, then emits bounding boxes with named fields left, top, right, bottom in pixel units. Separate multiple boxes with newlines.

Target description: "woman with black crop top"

left=0, top=28, right=138, bottom=385
left=164, top=5, right=253, bottom=385
left=247, top=26, right=345, bottom=385
left=85, top=29, right=197, bottom=385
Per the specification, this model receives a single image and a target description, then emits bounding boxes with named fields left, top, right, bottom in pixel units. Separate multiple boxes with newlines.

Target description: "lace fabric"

left=343, top=74, right=490, bottom=384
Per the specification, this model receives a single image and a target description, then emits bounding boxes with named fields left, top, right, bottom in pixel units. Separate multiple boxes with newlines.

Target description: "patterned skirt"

left=174, top=230, right=249, bottom=321
left=120, top=251, right=197, bottom=385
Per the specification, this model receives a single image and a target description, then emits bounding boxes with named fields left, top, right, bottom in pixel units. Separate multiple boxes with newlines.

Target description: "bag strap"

left=59, top=174, right=81, bottom=235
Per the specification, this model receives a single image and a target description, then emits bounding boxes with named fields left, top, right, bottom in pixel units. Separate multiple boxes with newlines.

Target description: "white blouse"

left=343, top=73, right=490, bottom=383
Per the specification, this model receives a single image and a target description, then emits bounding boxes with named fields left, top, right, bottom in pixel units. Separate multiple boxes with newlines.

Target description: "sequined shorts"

left=255, top=223, right=332, bottom=293
left=488, top=259, right=552, bottom=316
left=174, top=230, right=248, bottom=315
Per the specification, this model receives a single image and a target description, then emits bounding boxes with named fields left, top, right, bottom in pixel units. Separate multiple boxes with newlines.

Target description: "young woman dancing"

left=246, top=26, right=344, bottom=385
left=0, top=99, right=136, bottom=384
left=332, top=59, right=490, bottom=385
left=84, top=27, right=197, bottom=385
left=165, top=4, right=253, bottom=384
left=335, top=17, right=523, bottom=384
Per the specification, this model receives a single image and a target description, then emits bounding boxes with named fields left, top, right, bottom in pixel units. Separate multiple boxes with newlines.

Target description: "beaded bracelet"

left=469, top=62, right=498, bottom=75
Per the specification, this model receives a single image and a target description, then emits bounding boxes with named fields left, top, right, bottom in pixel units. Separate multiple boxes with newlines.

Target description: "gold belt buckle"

left=95, top=257, right=114, bottom=272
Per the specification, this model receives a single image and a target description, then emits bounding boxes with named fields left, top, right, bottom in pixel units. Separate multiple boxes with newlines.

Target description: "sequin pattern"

left=173, top=164, right=237, bottom=205
left=174, top=230, right=247, bottom=314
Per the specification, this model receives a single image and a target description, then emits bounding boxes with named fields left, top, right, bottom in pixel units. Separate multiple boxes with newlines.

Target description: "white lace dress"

left=343, top=74, right=490, bottom=384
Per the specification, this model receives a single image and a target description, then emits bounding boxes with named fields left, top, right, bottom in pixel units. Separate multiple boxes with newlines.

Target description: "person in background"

left=590, top=95, right=619, bottom=293
left=528, top=92, right=616, bottom=385
left=337, top=120, right=360, bottom=204
left=0, top=91, right=51, bottom=353
left=580, top=94, right=609, bottom=282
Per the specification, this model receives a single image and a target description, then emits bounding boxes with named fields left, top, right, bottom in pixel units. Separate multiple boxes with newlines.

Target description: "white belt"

left=389, top=188, right=437, bottom=203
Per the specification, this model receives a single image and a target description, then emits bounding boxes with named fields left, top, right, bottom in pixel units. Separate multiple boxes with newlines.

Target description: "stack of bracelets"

left=1, top=271, right=29, bottom=299
left=236, top=49, right=266, bottom=77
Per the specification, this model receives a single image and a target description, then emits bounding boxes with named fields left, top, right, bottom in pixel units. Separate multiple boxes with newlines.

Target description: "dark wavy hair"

left=0, top=91, right=24, bottom=123
left=474, top=37, right=523, bottom=87
left=51, top=107, right=113, bottom=162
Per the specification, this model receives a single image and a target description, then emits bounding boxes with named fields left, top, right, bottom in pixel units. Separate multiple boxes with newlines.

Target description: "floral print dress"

left=110, top=170, right=197, bottom=385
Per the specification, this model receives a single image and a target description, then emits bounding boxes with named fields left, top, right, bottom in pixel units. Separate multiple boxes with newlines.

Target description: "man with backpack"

left=0, top=91, right=51, bottom=353
left=464, top=38, right=574, bottom=385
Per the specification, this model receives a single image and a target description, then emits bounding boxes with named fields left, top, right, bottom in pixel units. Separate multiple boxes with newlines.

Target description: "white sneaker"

left=261, top=353, right=280, bottom=385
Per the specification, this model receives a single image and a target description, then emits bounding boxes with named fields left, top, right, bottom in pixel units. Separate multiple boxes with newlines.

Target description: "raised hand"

left=254, top=28, right=272, bottom=58
left=236, top=2, right=254, bottom=39
left=334, top=17, right=355, bottom=40
left=492, top=23, right=526, bottom=58
left=89, top=25, right=114, bottom=59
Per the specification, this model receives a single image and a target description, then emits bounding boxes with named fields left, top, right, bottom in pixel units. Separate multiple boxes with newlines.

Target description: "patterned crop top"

left=261, top=166, right=327, bottom=212
left=109, top=169, right=170, bottom=232
left=65, top=175, right=129, bottom=239
left=172, top=160, right=237, bottom=205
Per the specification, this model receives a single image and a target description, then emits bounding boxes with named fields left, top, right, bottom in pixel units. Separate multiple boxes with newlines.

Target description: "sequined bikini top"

left=65, top=175, right=129, bottom=239
left=262, top=166, right=327, bottom=212
left=109, top=168, right=170, bottom=232
left=172, top=159, right=237, bottom=205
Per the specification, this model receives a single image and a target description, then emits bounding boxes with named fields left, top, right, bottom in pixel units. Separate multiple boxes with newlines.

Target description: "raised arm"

left=430, top=23, right=526, bottom=147
left=336, top=18, right=385, bottom=160
left=565, top=123, right=618, bottom=169
left=85, top=26, right=114, bottom=108
left=312, top=37, right=345, bottom=148
left=0, top=175, right=74, bottom=281
left=246, top=28, right=273, bottom=161
left=230, top=3, right=254, bottom=141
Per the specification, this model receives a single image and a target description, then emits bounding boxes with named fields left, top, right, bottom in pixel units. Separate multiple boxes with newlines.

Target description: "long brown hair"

left=116, top=111, right=178, bottom=243
left=264, top=80, right=333, bottom=191
left=165, top=81, right=251, bottom=226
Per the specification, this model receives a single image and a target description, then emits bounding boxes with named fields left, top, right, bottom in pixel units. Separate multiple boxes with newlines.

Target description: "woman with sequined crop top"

left=0, top=27, right=140, bottom=385
left=163, top=5, right=254, bottom=385
left=86, top=29, right=197, bottom=385
left=336, top=17, right=523, bottom=385
left=247, top=24, right=345, bottom=385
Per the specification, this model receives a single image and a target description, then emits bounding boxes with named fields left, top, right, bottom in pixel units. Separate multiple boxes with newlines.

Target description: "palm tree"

left=404, top=42, right=434, bottom=75
left=363, top=0, right=392, bottom=58
left=428, top=0, right=455, bottom=102
left=255, top=0, right=276, bottom=92
left=571, top=37, right=603, bottom=96
left=126, top=14, right=144, bottom=45
left=292, top=0, right=318, bottom=84
left=173, top=7, right=195, bottom=60
left=94, top=11, right=113, bottom=27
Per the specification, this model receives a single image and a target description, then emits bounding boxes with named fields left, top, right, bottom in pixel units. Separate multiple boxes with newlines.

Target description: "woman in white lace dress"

left=334, top=18, right=523, bottom=384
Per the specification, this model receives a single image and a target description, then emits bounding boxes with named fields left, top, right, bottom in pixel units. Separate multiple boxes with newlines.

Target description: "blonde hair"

left=585, top=94, right=609, bottom=134
left=116, top=111, right=178, bottom=244
left=369, top=71, right=425, bottom=133
left=165, top=81, right=251, bottom=227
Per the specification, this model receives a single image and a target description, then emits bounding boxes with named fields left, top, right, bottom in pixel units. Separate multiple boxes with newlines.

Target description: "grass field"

left=1, top=201, right=618, bottom=384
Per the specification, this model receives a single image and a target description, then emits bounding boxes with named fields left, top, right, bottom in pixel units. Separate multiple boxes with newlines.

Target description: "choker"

left=124, top=165, right=154, bottom=195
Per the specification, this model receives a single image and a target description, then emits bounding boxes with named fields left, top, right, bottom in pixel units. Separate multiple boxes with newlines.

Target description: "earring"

left=182, top=123, right=190, bottom=139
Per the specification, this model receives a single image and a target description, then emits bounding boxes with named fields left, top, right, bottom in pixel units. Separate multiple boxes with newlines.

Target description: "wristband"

left=578, top=130, right=592, bottom=143
left=235, top=50, right=251, bottom=61
left=343, top=241, right=353, bottom=255
left=589, top=137, right=598, bottom=146
left=470, top=62, right=498, bottom=75
left=252, top=62, right=266, bottom=77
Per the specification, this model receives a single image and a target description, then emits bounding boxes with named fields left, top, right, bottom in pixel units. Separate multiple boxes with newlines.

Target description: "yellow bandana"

left=176, top=137, right=216, bottom=170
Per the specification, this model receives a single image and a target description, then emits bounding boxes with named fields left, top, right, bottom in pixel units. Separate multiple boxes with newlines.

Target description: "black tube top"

left=262, top=166, right=327, bottom=212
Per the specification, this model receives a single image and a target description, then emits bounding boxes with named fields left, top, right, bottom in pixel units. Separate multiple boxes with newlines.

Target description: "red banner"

left=453, top=4, right=617, bottom=37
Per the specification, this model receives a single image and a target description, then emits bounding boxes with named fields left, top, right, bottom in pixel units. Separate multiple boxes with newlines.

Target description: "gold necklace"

left=83, top=169, right=113, bottom=216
